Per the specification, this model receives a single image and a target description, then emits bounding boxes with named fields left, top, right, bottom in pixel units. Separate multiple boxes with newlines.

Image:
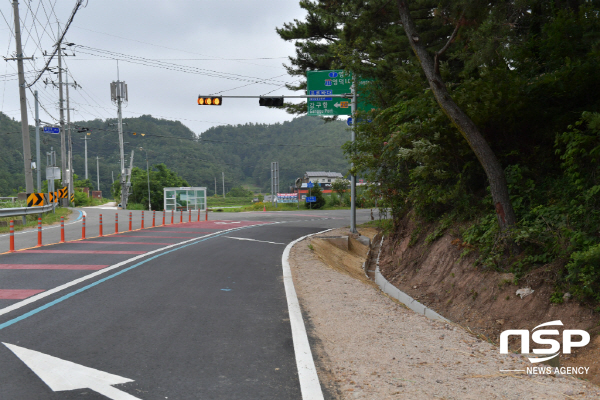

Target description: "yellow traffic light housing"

left=198, top=96, right=222, bottom=106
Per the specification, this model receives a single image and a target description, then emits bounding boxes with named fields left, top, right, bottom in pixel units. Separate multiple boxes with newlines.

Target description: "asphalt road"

left=0, top=207, right=373, bottom=399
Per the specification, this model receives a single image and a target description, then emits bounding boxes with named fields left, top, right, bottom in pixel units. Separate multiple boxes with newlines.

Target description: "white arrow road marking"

left=3, top=343, right=141, bottom=400
left=225, top=236, right=285, bottom=245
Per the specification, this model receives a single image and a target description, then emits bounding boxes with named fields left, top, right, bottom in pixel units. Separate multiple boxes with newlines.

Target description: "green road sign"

left=306, top=70, right=375, bottom=116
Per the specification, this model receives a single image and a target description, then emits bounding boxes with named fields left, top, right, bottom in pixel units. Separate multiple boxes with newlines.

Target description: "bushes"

left=566, top=244, right=600, bottom=302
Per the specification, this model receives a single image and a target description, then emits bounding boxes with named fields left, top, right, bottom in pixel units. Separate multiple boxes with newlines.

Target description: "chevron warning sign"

left=70, top=193, right=75, bottom=203
left=48, top=191, right=58, bottom=203
left=58, top=187, right=68, bottom=198
left=27, top=193, right=45, bottom=207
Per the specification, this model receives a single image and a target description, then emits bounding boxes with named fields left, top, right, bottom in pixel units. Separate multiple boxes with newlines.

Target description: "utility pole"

left=110, top=79, right=128, bottom=208
left=66, top=73, right=74, bottom=205
left=34, top=90, right=41, bottom=192
left=57, top=30, right=66, bottom=206
left=11, top=0, right=34, bottom=193
left=81, top=134, right=91, bottom=179
left=222, top=171, right=225, bottom=198
left=350, top=76, right=357, bottom=233
left=140, top=147, right=151, bottom=211
left=96, top=156, right=100, bottom=191
left=126, top=150, right=134, bottom=196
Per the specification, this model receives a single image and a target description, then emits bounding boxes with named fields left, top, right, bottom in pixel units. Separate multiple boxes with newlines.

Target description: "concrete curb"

left=374, top=236, right=450, bottom=323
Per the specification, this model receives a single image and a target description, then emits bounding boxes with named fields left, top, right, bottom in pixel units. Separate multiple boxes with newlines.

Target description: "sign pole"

left=350, top=76, right=357, bottom=233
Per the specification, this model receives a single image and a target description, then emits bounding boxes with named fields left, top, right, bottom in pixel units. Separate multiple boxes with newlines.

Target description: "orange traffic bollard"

left=99, top=214, right=103, bottom=237
left=60, top=217, right=65, bottom=243
left=180, top=210, right=183, bottom=224
left=81, top=215, right=86, bottom=240
left=37, top=217, right=42, bottom=247
left=129, top=212, right=132, bottom=231
left=205, top=210, right=208, bottom=221
left=115, top=213, right=118, bottom=234
left=197, top=210, right=200, bottom=222
left=152, top=211, right=156, bottom=227
left=171, top=210, right=174, bottom=224
left=141, top=211, right=145, bottom=229
left=188, top=210, right=191, bottom=223
left=9, top=220, right=14, bottom=252
left=162, top=210, right=165, bottom=226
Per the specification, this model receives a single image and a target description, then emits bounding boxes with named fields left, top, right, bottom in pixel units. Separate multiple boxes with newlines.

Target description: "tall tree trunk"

left=396, top=0, right=517, bottom=230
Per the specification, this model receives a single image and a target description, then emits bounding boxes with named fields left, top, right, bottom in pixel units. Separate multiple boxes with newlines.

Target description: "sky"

left=0, top=0, right=309, bottom=136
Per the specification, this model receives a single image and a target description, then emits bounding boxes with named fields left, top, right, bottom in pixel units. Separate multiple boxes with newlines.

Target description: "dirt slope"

left=379, top=215, right=600, bottom=385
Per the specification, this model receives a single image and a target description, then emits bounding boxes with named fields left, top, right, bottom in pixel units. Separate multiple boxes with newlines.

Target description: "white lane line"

left=282, top=228, right=333, bottom=400
left=0, top=223, right=269, bottom=318
left=225, top=236, right=285, bottom=245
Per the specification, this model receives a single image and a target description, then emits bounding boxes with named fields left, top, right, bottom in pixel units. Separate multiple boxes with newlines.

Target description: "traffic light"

left=198, top=96, right=222, bottom=106
left=259, top=97, right=284, bottom=107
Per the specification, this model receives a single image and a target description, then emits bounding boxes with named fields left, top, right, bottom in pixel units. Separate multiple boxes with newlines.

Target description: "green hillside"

left=0, top=114, right=351, bottom=197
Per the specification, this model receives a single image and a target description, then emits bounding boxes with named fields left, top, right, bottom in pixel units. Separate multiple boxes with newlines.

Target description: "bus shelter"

left=163, top=187, right=207, bottom=211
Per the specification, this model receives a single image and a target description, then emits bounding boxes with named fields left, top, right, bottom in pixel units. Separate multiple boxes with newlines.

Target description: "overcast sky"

left=0, top=0, right=309, bottom=135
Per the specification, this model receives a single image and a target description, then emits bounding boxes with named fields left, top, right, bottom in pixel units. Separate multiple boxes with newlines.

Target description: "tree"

left=332, top=178, right=349, bottom=206
left=114, top=164, right=188, bottom=210
left=395, top=0, right=516, bottom=230
left=305, top=182, right=326, bottom=209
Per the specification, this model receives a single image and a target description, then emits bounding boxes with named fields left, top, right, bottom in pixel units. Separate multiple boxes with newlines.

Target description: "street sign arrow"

left=3, top=343, right=141, bottom=400
left=333, top=102, right=341, bottom=108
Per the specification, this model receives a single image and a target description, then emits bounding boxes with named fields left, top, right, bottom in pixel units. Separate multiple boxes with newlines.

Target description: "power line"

left=71, top=24, right=287, bottom=70
left=25, top=0, right=83, bottom=88
left=73, top=45, right=292, bottom=86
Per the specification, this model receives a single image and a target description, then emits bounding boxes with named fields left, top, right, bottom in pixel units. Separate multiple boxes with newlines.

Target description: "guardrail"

left=0, top=203, right=56, bottom=218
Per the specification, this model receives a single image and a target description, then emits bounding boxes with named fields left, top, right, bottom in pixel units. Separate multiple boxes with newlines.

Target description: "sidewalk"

left=289, top=228, right=599, bottom=399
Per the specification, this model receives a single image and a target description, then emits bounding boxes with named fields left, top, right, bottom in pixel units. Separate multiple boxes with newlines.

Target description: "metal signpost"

left=271, top=161, right=279, bottom=208
left=306, top=70, right=371, bottom=232
left=307, top=181, right=314, bottom=210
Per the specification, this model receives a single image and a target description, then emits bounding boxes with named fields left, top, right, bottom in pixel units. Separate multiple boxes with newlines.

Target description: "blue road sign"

left=43, top=126, right=60, bottom=134
left=307, top=182, right=314, bottom=188
left=306, top=196, right=317, bottom=203
left=346, top=118, right=372, bottom=126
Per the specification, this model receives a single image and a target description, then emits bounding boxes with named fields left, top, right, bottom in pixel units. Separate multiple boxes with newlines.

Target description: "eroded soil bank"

left=379, top=214, right=600, bottom=385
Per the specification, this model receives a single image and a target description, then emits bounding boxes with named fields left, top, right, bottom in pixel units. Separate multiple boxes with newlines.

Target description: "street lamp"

left=139, top=147, right=151, bottom=211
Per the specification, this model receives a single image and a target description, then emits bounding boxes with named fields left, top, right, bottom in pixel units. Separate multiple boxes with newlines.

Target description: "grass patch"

left=207, top=196, right=254, bottom=207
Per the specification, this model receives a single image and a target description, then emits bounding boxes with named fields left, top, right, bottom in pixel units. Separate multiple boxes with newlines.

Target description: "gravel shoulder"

left=289, top=228, right=599, bottom=399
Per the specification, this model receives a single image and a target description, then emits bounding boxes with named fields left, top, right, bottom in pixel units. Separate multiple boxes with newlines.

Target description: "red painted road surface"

left=0, top=290, right=45, bottom=299
left=0, top=219, right=271, bottom=304
left=0, top=264, right=108, bottom=270
left=71, top=241, right=177, bottom=245
left=19, top=250, right=147, bottom=254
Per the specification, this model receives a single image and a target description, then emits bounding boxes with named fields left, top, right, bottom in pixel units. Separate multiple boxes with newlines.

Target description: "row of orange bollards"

left=6, top=209, right=208, bottom=253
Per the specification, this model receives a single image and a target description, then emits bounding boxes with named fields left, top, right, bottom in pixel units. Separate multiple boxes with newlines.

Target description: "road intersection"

left=0, top=207, right=371, bottom=399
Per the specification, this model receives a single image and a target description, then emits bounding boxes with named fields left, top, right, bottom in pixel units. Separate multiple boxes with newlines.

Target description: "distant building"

left=293, top=171, right=345, bottom=198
